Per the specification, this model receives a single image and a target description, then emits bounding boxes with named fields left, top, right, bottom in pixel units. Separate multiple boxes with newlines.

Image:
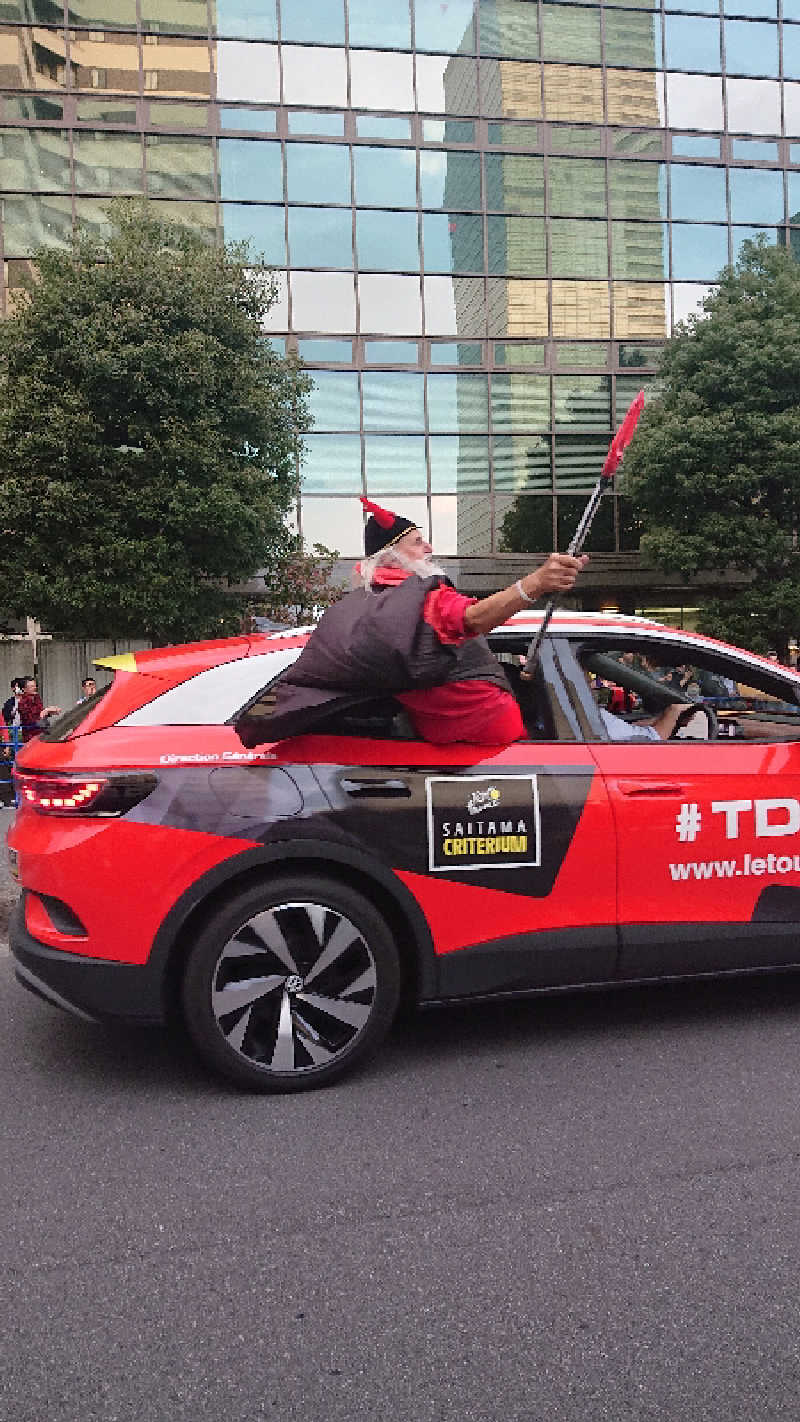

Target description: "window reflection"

left=141, top=0, right=208, bottom=34
left=606, top=71, right=665, bottom=129
left=291, top=271, right=355, bottom=331
left=432, top=495, right=491, bottom=555
left=612, top=282, right=668, bottom=339
left=219, top=137, right=282, bottom=201
left=211, top=0, right=277, bottom=40
left=357, top=116, right=412, bottom=139
left=670, top=162, right=726, bottom=220
left=478, top=0, right=538, bottom=59
left=553, top=433, right=610, bottom=491
left=145, top=136, right=215, bottom=198
left=0, top=128, right=70, bottom=192
left=349, top=0, right=411, bottom=50
left=605, top=11, right=662, bottom=70
left=487, top=277, right=548, bottom=336
left=425, top=275, right=486, bottom=334
left=415, top=54, right=478, bottom=114
left=259, top=269, right=289, bottom=330
left=671, top=283, right=711, bottom=329
left=307, top=371, right=360, bottom=430
left=664, top=16, right=721, bottom=72
left=549, top=125, right=602, bottom=156
left=541, top=5, right=601, bottom=64
left=496, top=493, right=554, bottom=550
left=364, top=435, right=427, bottom=492
left=287, top=111, right=344, bottom=136
left=484, top=153, right=543, bottom=211
left=362, top=371, right=425, bottom=429
left=784, top=82, right=800, bottom=135
left=726, top=78, right=780, bottom=134
left=297, top=337, right=353, bottom=361
left=357, top=209, right=420, bottom=271
left=544, top=65, right=602, bottom=123
left=359, top=273, right=423, bottom=333
left=220, top=106, right=276, bottom=131
left=732, top=224, right=776, bottom=257
left=217, top=41, right=279, bottom=101
left=355, top=145, right=417, bottom=207
left=430, top=340, right=485, bottom=364
left=491, top=373, right=549, bottom=431
left=350, top=51, right=414, bottom=111
left=611, top=221, right=668, bottom=281
left=724, top=19, right=778, bottom=77
left=486, top=215, right=545, bottom=275
left=140, top=38, right=214, bottom=100
left=553, top=375, right=610, bottom=428
left=420, top=150, right=482, bottom=208
left=365, top=340, right=418, bottom=362
left=414, top=0, right=476, bottom=54
left=150, top=199, right=218, bottom=241
left=492, top=437, right=551, bottom=492
left=67, top=0, right=136, bottom=24
left=728, top=165, right=784, bottom=222
left=427, top=373, right=489, bottom=430
left=286, top=142, right=350, bottom=204
left=671, top=222, right=729, bottom=279
left=1, top=194, right=71, bottom=255
left=549, top=158, right=606, bottom=217
left=558, top=491, right=614, bottom=548
left=423, top=212, right=483, bottom=273
left=665, top=73, right=723, bottom=130
left=73, top=131, right=143, bottom=192
left=301, top=495, right=364, bottom=552
left=281, top=0, right=344, bottom=45
left=550, top=219, right=608, bottom=278
left=282, top=46, right=347, bottom=107
left=672, top=135, right=720, bottom=157
left=289, top=207, right=352, bottom=268
left=221, top=203, right=285, bottom=261
left=301, top=438, right=362, bottom=493
left=608, top=161, right=667, bottom=221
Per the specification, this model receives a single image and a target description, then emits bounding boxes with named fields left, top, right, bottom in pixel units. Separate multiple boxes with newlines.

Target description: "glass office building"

left=1, top=0, right=797, bottom=604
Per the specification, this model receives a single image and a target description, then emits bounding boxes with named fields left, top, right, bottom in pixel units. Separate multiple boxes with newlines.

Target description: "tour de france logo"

left=425, top=774, right=541, bottom=872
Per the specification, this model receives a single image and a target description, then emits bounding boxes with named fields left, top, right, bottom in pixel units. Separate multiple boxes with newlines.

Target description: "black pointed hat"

left=361, top=497, right=418, bottom=557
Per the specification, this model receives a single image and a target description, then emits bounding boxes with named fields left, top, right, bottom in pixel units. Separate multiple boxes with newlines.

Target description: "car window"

left=581, top=643, right=800, bottom=742
left=118, top=649, right=303, bottom=726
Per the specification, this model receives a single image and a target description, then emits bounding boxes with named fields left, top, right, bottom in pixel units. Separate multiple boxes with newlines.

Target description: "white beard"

left=390, top=549, right=446, bottom=579
left=356, top=548, right=446, bottom=588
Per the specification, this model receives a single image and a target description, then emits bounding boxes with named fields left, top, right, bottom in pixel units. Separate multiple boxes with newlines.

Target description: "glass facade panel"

left=664, top=16, right=721, bottom=72
left=732, top=223, right=776, bottom=256
left=67, top=0, right=136, bottom=23
left=297, top=338, right=353, bottom=361
left=350, top=51, right=415, bottom=111
left=220, top=204, right=285, bottom=260
left=611, top=221, right=668, bottom=280
left=724, top=20, right=778, bottom=77
left=282, top=46, right=348, bottom=107
left=426, top=373, right=489, bottom=431
left=420, top=150, right=482, bottom=208
left=671, top=221, right=729, bottom=278
left=726, top=78, right=781, bottom=134
left=548, top=125, right=601, bottom=156
left=484, top=153, right=544, bottom=212
left=364, top=434, right=427, bottom=492
left=550, top=219, right=608, bottom=278
left=289, top=206, right=352, bottom=268
left=548, top=158, right=606, bottom=216
left=286, top=141, right=350, bottom=204
left=558, top=491, right=614, bottom=547
left=430, top=341, right=484, bottom=363
left=415, top=54, right=478, bottom=113
left=212, top=0, right=277, bottom=40
left=356, top=116, right=412, bottom=139
left=0, top=128, right=70, bottom=192
left=608, top=161, right=667, bottom=221
left=220, top=107, right=276, bottom=131
left=307, top=371, right=360, bottom=429
left=665, top=73, right=723, bottom=130
left=428, top=437, right=490, bottom=491
left=144, top=136, right=215, bottom=198
left=301, top=496, right=364, bottom=555
left=359, top=273, right=423, bottom=332
left=553, top=433, right=611, bottom=490
left=541, top=5, right=601, bottom=64
left=72, top=131, right=142, bottom=193
left=785, top=83, right=800, bottom=136
left=141, top=0, right=208, bottom=34
left=605, top=11, right=662, bottom=69
left=479, top=0, right=538, bottom=59
left=492, top=438, right=552, bottom=492
left=349, top=0, right=411, bottom=50
left=2, top=194, right=72, bottom=256
left=785, top=25, right=800, bottom=82
left=486, top=215, right=546, bottom=275
left=217, top=42, right=280, bottom=102
left=672, top=135, right=720, bottom=157
left=281, top=0, right=344, bottom=45
left=553, top=375, right=610, bottom=428
left=355, top=145, right=417, bottom=207
left=423, top=212, right=484, bottom=272
left=287, top=112, right=344, bottom=136
left=414, top=0, right=476, bottom=53
left=670, top=162, right=727, bottom=220
left=357, top=209, right=420, bottom=271
left=606, top=70, right=665, bottom=129
left=496, top=493, right=553, bottom=551
left=219, top=137, right=282, bottom=201
left=432, top=495, right=491, bottom=554
left=365, top=340, right=418, bottom=362
left=544, top=65, right=602, bottom=123
left=290, top=270, right=356, bottom=330
left=491, top=373, right=549, bottom=431
left=728, top=165, right=784, bottom=221
left=301, top=435, right=362, bottom=492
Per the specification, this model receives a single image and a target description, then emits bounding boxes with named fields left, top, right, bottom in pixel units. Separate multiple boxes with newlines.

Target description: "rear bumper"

left=10, top=899, right=166, bottom=1024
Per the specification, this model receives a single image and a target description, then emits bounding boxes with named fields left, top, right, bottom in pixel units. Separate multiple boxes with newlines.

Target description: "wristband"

left=515, top=579, right=536, bottom=606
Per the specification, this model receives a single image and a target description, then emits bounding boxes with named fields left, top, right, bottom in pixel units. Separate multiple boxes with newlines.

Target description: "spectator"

left=2, top=677, right=27, bottom=731
left=17, top=677, right=61, bottom=742
left=78, top=676, right=97, bottom=702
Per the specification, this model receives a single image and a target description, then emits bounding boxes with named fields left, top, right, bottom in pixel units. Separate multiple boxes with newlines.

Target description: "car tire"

left=181, top=876, right=401, bottom=1092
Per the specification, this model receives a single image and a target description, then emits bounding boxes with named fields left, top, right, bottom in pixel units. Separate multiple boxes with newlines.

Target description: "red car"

left=9, top=612, right=800, bottom=1092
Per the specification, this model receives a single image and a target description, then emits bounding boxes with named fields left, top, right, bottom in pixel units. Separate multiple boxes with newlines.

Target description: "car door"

left=556, top=637, right=800, bottom=978
left=276, top=641, right=619, bottom=999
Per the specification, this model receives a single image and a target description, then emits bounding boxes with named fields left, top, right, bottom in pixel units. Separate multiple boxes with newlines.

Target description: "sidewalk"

left=0, top=807, right=18, bottom=952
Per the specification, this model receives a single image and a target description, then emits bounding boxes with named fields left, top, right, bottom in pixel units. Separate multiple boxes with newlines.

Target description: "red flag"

left=602, top=389, right=644, bottom=478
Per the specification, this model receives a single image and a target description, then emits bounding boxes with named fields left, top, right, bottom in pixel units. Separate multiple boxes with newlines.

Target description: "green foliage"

left=0, top=199, right=310, bottom=642
left=249, top=540, right=345, bottom=627
left=622, top=239, right=800, bottom=657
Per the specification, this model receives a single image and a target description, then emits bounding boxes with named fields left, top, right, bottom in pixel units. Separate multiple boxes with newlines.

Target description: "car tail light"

left=13, top=770, right=157, bottom=816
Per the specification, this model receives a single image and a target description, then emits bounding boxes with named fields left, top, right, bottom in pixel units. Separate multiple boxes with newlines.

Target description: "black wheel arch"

left=152, top=836, right=439, bottom=1022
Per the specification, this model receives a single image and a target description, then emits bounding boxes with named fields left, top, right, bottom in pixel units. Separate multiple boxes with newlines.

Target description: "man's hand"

left=523, top=553, right=589, bottom=599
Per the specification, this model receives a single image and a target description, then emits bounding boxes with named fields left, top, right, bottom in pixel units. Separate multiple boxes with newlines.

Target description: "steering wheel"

left=670, top=702, right=718, bottom=740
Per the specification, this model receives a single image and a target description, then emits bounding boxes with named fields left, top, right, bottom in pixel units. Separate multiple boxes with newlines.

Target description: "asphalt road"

left=3, top=917, right=800, bottom=1421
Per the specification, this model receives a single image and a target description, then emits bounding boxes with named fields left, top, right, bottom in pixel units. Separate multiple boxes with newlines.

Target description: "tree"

left=0, top=200, right=310, bottom=643
left=622, top=239, right=800, bottom=659
left=246, top=539, right=345, bottom=628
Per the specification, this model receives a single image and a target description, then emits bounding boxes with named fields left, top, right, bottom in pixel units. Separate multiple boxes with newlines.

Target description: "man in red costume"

left=238, top=499, right=587, bottom=747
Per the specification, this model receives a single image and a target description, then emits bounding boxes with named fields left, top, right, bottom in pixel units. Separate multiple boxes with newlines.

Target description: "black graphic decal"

left=426, top=775, right=541, bottom=872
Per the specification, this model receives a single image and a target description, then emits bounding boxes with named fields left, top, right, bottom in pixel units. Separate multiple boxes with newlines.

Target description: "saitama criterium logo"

left=425, top=775, right=541, bottom=872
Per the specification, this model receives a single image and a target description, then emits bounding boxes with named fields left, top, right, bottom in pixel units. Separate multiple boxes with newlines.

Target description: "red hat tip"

left=360, top=496, right=394, bottom=529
